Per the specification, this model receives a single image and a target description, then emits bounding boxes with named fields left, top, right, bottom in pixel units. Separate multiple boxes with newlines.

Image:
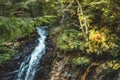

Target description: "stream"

left=15, top=27, right=47, bottom=80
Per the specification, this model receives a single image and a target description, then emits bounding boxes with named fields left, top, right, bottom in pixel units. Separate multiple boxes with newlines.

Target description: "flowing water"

left=16, top=27, right=47, bottom=80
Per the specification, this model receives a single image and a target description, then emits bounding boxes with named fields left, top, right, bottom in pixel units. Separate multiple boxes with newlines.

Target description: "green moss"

left=0, top=46, right=17, bottom=65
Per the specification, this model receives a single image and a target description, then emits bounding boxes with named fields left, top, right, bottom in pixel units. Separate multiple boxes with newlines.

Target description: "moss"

left=0, top=46, right=17, bottom=65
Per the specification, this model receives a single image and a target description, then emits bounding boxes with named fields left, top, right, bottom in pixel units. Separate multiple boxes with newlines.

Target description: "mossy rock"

left=0, top=46, right=17, bottom=65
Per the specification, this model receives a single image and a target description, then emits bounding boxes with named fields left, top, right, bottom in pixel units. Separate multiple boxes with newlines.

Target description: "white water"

left=16, top=27, right=47, bottom=80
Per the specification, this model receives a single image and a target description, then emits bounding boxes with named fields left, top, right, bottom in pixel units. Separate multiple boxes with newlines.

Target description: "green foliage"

left=72, top=57, right=90, bottom=65
left=57, top=29, right=85, bottom=51
left=53, top=0, right=120, bottom=68
left=0, top=17, right=34, bottom=42
left=0, top=15, right=55, bottom=43
left=107, top=60, right=120, bottom=70
left=0, top=46, right=17, bottom=65
left=85, top=27, right=119, bottom=56
left=0, top=0, right=58, bottom=17
left=55, top=0, right=120, bottom=56
left=86, top=28, right=113, bottom=54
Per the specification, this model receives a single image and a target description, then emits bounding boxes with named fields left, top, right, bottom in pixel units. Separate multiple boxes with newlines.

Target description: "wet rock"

left=0, top=70, right=18, bottom=80
left=0, top=35, right=37, bottom=80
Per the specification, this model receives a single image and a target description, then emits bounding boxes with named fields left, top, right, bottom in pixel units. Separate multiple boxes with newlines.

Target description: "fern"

left=0, top=15, right=55, bottom=44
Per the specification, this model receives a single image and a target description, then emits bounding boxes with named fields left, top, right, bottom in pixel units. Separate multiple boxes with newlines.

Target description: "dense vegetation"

left=54, top=0, right=120, bottom=71
left=0, top=0, right=120, bottom=78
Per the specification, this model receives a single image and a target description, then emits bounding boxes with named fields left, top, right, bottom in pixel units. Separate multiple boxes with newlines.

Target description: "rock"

left=0, top=35, right=37, bottom=80
left=0, top=70, right=18, bottom=80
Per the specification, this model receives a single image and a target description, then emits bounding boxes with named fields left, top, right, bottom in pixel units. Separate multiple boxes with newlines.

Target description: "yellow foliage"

left=89, top=31, right=106, bottom=43
left=108, top=60, right=120, bottom=70
left=78, top=13, right=84, bottom=21
left=86, top=29, right=113, bottom=54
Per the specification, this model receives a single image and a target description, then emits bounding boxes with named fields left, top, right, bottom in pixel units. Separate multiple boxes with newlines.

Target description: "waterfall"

left=16, top=27, right=47, bottom=80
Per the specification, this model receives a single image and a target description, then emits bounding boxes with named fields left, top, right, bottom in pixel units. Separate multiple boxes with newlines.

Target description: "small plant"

left=72, top=57, right=90, bottom=65
left=0, top=46, right=17, bottom=65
